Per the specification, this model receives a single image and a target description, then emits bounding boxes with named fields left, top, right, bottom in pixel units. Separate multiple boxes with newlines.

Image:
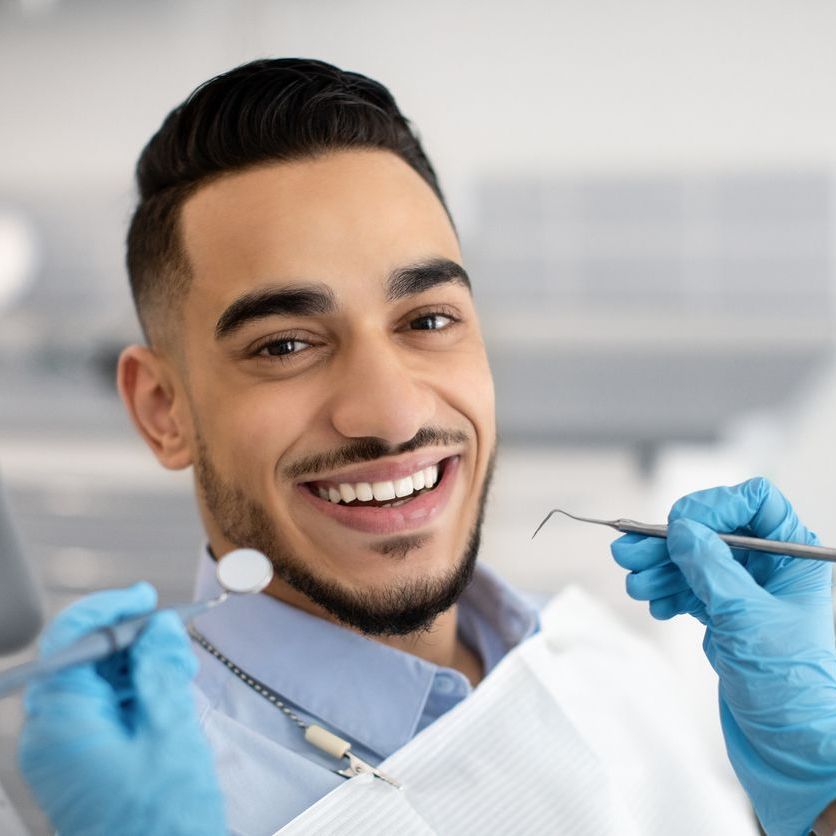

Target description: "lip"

left=300, top=450, right=455, bottom=488
left=297, top=455, right=461, bottom=535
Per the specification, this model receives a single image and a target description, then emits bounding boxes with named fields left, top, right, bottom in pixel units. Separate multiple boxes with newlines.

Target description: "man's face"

left=174, top=149, right=496, bottom=633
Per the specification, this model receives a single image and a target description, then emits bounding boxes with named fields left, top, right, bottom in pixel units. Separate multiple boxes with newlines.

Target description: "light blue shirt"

left=190, top=549, right=538, bottom=834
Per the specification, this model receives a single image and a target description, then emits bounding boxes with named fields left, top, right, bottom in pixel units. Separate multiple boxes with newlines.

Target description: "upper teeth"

left=317, top=464, right=439, bottom=504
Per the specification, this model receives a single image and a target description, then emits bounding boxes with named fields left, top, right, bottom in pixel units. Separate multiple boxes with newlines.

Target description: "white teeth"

left=394, top=476, right=413, bottom=498
left=372, top=481, right=396, bottom=501
left=424, top=464, right=438, bottom=487
left=317, top=462, right=444, bottom=505
left=356, top=482, right=374, bottom=501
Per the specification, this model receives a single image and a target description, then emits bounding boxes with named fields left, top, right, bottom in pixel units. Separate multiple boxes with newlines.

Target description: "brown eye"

left=256, top=338, right=311, bottom=358
left=410, top=313, right=456, bottom=331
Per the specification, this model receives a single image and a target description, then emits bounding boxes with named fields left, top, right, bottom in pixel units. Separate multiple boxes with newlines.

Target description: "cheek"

left=194, top=385, right=313, bottom=482
left=436, top=348, right=496, bottom=438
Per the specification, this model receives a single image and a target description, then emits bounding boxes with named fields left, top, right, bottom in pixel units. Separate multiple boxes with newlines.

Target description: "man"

left=17, top=59, right=836, bottom=835
left=116, top=60, right=514, bottom=827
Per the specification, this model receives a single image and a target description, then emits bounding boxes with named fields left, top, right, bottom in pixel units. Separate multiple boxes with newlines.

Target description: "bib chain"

left=189, top=627, right=307, bottom=731
left=188, top=627, right=403, bottom=789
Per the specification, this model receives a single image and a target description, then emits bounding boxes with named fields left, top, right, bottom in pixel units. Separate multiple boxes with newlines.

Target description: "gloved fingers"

left=744, top=478, right=818, bottom=545
left=611, top=534, right=669, bottom=571
left=26, top=583, right=159, bottom=720
left=18, top=702, right=124, bottom=804
left=23, top=647, right=130, bottom=719
left=648, top=588, right=707, bottom=623
left=667, top=518, right=768, bottom=616
left=132, top=611, right=200, bottom=734
left=96, top=649, right=136, bottom=703
left=23, top=661, right=126, bottom=743
left=669, top=477, right=817, bottom=546
left=744, top=547, right=833, bottom=598
left=40, top=582, right=158, bottom=656
left=625, top=562, right=692, bottom=602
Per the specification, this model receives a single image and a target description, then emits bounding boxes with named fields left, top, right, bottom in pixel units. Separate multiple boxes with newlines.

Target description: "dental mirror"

left=216, top=548, right=274, bottom=596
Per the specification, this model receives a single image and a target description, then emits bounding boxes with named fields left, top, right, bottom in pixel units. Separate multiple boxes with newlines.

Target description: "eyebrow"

left=386, top=258, right=471, bottom=301
left=215, top=284, right=337, bottom=339
left=214, top=258, right=471, bottom=340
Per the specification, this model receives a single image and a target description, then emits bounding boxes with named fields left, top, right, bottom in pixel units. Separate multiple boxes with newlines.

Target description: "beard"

left=194, top=434, right=495, bottom=637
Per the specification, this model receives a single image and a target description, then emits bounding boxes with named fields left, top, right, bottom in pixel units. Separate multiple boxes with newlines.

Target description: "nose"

left=328, top=339, right=436, bottom=445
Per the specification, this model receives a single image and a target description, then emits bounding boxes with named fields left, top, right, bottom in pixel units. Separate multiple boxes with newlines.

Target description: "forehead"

left=178, top=150, right=461, bottom=318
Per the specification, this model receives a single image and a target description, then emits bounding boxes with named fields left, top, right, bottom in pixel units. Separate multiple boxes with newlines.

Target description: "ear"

left=117, top=345, right=194, bottom=470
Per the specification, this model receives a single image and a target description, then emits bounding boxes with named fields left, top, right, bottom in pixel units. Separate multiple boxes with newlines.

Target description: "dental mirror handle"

left=0, top=598, right=224, bottom=700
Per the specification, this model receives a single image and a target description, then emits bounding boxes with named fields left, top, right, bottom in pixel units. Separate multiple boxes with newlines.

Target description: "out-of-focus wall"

left=6, top=0, right=836, bottom=185
left=5, top=0, right=836, bottom=253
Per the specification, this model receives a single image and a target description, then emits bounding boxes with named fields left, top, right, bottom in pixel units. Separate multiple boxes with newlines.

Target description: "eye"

left=409, top=312, right=458, bottom=331
left=251, top=336, right=313, bottom=359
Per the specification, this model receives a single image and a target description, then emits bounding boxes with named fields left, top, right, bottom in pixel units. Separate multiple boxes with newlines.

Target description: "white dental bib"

left=277, top=588, right=756, bottom=835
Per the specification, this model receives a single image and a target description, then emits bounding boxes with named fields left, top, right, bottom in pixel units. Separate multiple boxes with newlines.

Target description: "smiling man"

left=116, top=59, right=522, bottom=830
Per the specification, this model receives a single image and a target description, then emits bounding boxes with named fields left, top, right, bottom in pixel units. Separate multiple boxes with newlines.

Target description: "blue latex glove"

left=611, top=478, right=836, bottom=836
left=19, top=582, right=226, bottom=835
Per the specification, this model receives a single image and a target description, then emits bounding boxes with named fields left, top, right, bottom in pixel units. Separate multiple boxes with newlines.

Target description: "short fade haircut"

left=126, top=57, right=449, bottom=345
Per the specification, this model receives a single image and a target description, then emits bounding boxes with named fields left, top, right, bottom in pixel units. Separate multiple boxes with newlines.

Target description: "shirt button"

left=435, top=674, right=456, bottom=694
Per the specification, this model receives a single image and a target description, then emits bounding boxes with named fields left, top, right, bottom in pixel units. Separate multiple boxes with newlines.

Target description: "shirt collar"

left=192, top=547, right=538, bottom=758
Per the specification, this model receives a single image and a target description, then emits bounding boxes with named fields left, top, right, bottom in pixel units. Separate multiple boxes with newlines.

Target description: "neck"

left=375, top=605, right=484, bottom=687
left=373, top=605, right=458, bottom=665
left=264, top=575, right=484, bottom=686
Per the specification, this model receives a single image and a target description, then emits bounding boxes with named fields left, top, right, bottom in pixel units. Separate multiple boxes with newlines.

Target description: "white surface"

left=0, top=212, right=37, bottom=313
left=279, top=588, right=755, bottom=835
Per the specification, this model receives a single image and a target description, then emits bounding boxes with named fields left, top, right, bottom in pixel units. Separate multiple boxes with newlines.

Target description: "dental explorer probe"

left=0, top=548, right=273, bottom=699
left=531, top=509, right=836, bottom=563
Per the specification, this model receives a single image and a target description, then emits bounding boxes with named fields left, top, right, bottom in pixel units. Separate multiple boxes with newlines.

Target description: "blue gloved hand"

left=611, top=478, right=836, bottom=836
left=19, top=582, right=226, bottom=836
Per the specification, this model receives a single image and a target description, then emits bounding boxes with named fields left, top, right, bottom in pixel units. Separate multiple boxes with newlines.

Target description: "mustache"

left=284, top=426, right=469, bottom=480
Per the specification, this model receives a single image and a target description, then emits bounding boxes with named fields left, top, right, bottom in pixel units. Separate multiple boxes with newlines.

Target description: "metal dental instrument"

left=532, top=509, right=836, bottom=563
left=0, top=548, right=273, bottom=699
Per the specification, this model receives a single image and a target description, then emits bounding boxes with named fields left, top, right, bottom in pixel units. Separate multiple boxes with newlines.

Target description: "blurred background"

left=2, top=0, right=836, bottom=831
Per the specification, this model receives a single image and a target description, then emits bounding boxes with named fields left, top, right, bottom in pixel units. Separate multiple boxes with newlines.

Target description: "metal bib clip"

left=305, top=724, right=403, bottom=789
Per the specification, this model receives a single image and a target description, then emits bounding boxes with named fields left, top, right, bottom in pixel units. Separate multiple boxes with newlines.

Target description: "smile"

left=298, top=455, right=460, bottom=535
left=310, top=461, right=441, bottom=507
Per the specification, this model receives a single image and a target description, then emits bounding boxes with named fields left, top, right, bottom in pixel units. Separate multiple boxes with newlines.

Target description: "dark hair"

left=126, top=57, right=449, bottom=344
